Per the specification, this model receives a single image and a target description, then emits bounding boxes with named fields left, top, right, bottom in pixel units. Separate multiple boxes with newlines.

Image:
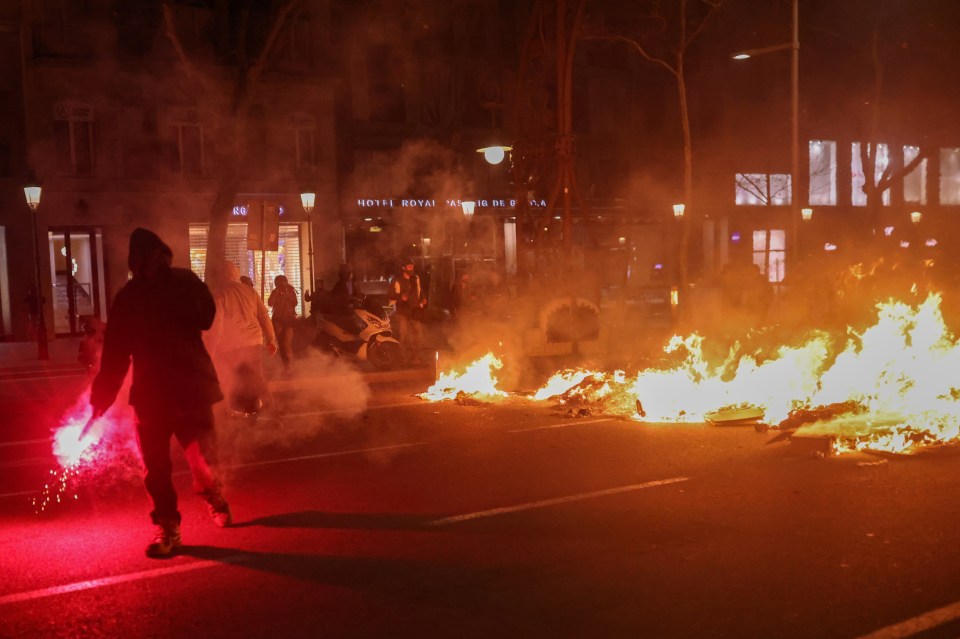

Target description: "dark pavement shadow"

left=231, top=509, right=435, bottom=531
left=177, top=544, right=578, bottom=636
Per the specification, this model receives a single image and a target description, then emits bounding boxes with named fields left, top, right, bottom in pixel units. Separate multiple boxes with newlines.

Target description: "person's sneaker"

left=145, top=522, right=182, bottom=558
left=209, top=500, right=232, bottom=528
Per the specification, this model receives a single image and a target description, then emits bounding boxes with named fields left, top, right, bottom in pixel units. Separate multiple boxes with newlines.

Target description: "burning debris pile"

left=422, top=292, right=960, bottom=456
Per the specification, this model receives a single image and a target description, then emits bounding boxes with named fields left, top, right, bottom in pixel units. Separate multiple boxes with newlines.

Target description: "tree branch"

left=160, top=3, right=210, bottom=96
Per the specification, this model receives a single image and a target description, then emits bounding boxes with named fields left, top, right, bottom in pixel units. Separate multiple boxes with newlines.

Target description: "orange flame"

left=426, top=294, right=960, bottom=455
left=419, top=353, right=509, bottom=401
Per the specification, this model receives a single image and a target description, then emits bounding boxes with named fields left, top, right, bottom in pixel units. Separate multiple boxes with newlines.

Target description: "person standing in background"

left=389, top=258, right=426, bottom=365
left=205, top=261, right=278, bottom=417
left=268, top=274, right=298, bottom=371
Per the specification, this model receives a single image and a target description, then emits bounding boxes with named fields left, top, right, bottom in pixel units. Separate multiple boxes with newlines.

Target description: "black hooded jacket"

left=91, top=228, right=223, bottom=413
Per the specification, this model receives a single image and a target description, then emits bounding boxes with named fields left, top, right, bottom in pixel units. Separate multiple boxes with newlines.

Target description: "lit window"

left=939, top=148, right=960, bottom=205
left=735, top=173, right=791, bottom=206
left=752, top=229, right=786, bottom=283
left=851, top=142, right=890, bottom=206
left=808, top=140, right=836, bottom=206
left=904, top=146, right=927, bottom=204
left=189, top=222, right=305, bottom=316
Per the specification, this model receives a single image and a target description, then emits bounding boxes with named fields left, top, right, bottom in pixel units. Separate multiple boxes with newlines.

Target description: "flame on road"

left=419, top=352, right=509, bottom=401
left=424, top=293, right=960, bottom=455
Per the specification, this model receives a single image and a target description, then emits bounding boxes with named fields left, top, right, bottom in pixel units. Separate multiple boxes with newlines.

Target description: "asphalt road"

left=3, top=376, right=960, bottom=638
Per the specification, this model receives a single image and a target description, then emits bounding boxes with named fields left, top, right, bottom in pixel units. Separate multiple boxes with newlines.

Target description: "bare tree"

left=585, top=0, right=725, bottom=291
left=856, top=11, right=930, bottom=228
left=160, top=0, right=300, bottom=288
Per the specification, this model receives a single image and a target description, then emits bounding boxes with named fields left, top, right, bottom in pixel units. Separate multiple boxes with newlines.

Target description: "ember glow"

left=425, top=293, right=960, bottom=455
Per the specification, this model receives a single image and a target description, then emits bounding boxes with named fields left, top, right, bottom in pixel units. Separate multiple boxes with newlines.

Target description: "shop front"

left=188, top=201, right=311, bottom=316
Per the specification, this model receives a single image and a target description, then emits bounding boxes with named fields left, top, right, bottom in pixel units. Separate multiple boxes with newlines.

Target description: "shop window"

left=903, top=146, right=927, bottom=205
left=808, top=140, right=836, bottom=206
left=189, top=222, right=304, bottom=316
left=851, top=142, right=890, bottom=206
left=735, top=173, right=791, bottom=206
left=752, top=229, right=786, bottom=283
left=940, top=148, right=960, bottom=205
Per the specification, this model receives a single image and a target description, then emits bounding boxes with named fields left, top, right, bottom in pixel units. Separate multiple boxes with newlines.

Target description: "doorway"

left=48, top=228, right=106, bottom=336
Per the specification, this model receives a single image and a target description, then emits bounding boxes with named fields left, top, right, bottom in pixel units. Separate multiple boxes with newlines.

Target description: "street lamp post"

left=23, top=183, right=49, bottom=360
left=672, top=203, right=685, bottom=313
left=300, top=192, right=316, bottom=297
left=733, top=0, right=800, bottom=269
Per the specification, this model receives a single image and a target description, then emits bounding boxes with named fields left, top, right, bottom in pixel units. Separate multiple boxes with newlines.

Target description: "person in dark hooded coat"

left=90, top=227, right=231, bottom=558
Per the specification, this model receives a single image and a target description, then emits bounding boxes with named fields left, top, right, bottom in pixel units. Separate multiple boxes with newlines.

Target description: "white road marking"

left=856, top=600, right=960, bottom=639
left=0, top=555, right=246, bottom=607
left=508, top=417, right=615, bottom=432
left=223, top=442, right=427, bottom=470
left=429, top=477, right=691, bottom=526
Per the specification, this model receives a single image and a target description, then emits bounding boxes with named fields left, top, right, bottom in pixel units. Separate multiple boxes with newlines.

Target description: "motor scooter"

left=311, top=296, right=401, bottom=369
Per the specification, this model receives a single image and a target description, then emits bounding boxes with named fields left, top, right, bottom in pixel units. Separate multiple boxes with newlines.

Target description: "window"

left=851, top=142, right=890, bottom=206
left=53, top=101, right=95, bottom=176
left=752, top=229, right=786, bottom=283
left=286, top=113, right=316, bottom=168
left=940, top=148, right=960, bottom=205
left=166, top=107, right=205, bottom=177
left=903, top=146, right=927, bottom=205
left=367, top=44, right=406, bottom=123
left=735, top=173, right=791, bottom=206
left=808, top=140, right=836, bottom=206
left=273, top=16, right=316, bottom=70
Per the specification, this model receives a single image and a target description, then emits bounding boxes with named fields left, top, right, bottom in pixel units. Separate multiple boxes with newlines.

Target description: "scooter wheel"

left=368, top=340, right=400, bottom=369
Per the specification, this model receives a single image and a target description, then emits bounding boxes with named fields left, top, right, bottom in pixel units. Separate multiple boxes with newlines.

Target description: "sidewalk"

left=0, top=337, right=434, bottom=386
left=0, top=337, right=88, bottom=378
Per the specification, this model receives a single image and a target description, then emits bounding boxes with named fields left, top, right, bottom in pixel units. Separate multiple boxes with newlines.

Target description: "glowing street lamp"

left=801, top=207, right=813, bottom=221
left=461, top=200, right=476, bottom=219
left=300, top=191, right=315, bottom=214
left=23, top=181, right=49, bottom=360
left=477, top=145, right=512, bottom=166
left=911, top=211, right=922, bottom=224
left=673, top=203, right=685, bottom=220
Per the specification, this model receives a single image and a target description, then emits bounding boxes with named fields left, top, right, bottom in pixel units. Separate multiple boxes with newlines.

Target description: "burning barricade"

left=421, top=291, right=960, bottom=457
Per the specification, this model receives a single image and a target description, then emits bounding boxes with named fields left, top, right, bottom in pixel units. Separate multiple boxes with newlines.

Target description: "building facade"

left=0, top=0, right=339, bottom=342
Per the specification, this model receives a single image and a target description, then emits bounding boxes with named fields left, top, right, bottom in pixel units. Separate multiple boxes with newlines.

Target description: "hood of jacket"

left=128, top=228, right=173, bottom=280
left=221, top=260, right=241, bottom=283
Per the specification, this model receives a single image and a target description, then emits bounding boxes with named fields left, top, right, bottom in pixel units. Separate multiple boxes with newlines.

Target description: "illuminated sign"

left=355, top=198, right=549, bottom=209
left=233, top=205, right=285, bottom=216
